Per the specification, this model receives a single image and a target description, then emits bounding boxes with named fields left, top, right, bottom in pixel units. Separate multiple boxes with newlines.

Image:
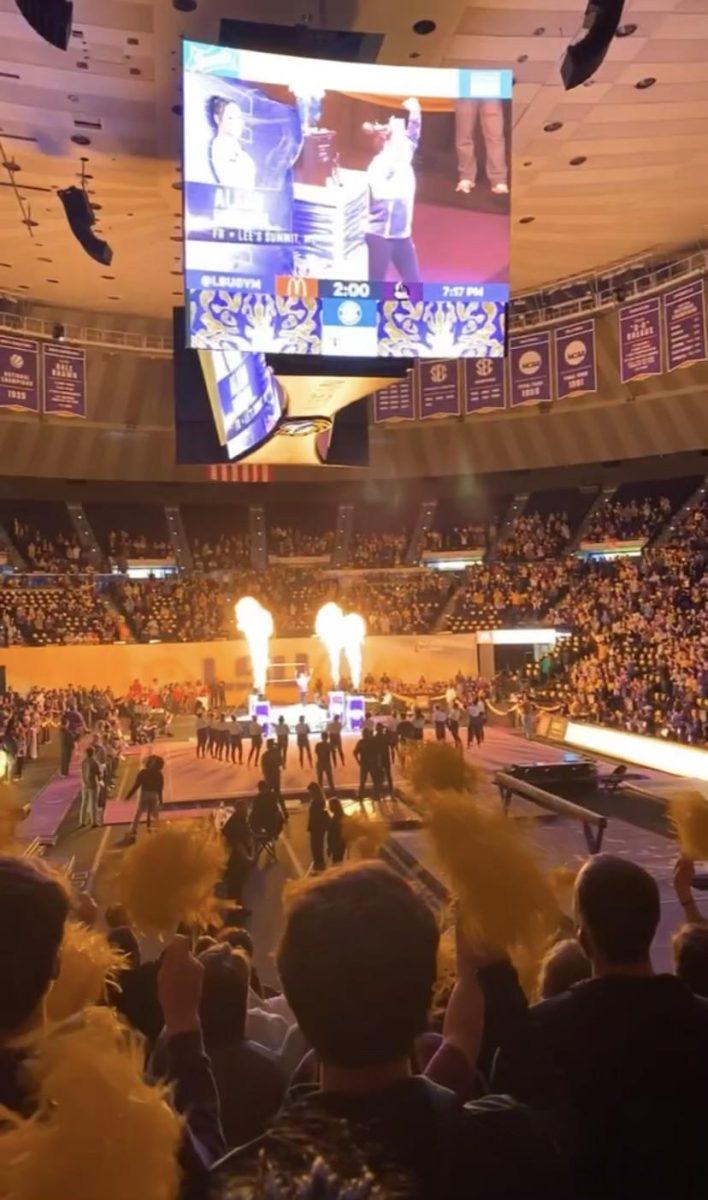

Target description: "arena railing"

left=494, top=769, right=607, bottom=854
left=510, top=243, right=706, bottom=330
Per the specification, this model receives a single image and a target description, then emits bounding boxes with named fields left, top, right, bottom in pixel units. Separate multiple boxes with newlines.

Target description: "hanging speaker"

left=15, top=1, right=73, bottom=50
left=560, top=0, right=625, bottom=90
left=58, top=186, right=114, bottom=267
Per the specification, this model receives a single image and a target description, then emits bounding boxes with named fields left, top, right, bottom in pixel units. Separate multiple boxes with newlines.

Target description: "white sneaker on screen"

left=456, top=179, right=475, bottom=193
left=491, top=182, right=509, bottom=195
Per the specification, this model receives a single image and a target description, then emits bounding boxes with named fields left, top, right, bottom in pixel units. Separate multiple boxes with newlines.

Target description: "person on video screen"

left=208, top=96, right=257, bottom=189
left=364, top=97, right=422, bottom=283
left=454, top=98, right=508, bottom=195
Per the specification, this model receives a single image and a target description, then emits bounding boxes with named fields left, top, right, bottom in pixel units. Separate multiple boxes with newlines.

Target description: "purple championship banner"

left=418, top=360, right=461, bottom=420
left=663, top=279, right=707, bottom=373
left=508, top=330, right=552, bottom=407
left=618, top=297, right=663, bottom=384
left=0, top=333, right=39, bottom=412
left=554, top=319, right=597, bottom=399
left=373, top=372, right=416, bottom=423
left=464, top=357, right=506, bottom=413
left=42, top=343, right=87, bottom=418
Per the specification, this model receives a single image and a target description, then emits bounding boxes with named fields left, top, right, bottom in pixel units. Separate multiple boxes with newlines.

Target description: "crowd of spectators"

left=666, top=492, right=708, bottom=553
left=497, top=511, right=572, bottom=561
left=346, top=571, right=457, bottom=635
left=107, top=529, right=171, bottom=562
left=268, top=524, right=333, bottom=559
left=349, top=530, right=409, bottom=567
left=0, top=684, right=120, bottom=782
left=190, top=534, right=251, bottom=572
left=584, top=495, right=672, bottom=543
left=112, top=576, right=232, bottom=643
left=426, top=523, right=490, bottom=552
left=10, top=519, right=91, bottom=573
left=112, top=570, right=340, bottom=642
left=446, top=562, right=570, bottom=633
left=0, top=579, right=120, bottom=646
left=543, top=548, right=707, bottom=743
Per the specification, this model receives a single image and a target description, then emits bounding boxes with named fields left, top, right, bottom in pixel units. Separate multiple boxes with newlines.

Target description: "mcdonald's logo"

left=275, top=275, right=318, bottom=301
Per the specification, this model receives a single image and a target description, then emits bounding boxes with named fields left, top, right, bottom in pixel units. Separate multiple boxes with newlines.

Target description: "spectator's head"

left=673, top=924, right=708, bottom=999
left=198, top=945, right=249, bottom=1046
left=307, top=782, right=325, bottom=805
left=277, top=863, right=438, bottom=1071
left=267, top=738, right=276, bottom=751
left=537, top=937, right=591, bottom=1000
left=218, top=927, right=254, bottom=958
left=0, top=857, right=69, bottom=1038
left=321, top=731, right=329, bottom=743
left=105, top=902, right=131, bottom=929
left=575, top=855, right=660, bottom=971
left=195, top=934, right=219, bottom=956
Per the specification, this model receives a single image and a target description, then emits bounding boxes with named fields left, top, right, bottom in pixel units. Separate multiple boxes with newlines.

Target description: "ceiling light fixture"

left=635, top=77, right=655, bottom=89
left=412, top=19, right=436, bottom=35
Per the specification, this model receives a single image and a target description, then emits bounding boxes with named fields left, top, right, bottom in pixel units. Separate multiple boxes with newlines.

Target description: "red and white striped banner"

left=206, top=463, right=271, bottom=483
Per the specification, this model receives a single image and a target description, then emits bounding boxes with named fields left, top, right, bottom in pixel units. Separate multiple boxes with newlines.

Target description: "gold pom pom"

left=403, top=741, right=482, bottom=799
left=342, top=812, right=389, bottom=860
left=46, top=921, right=127, bottom=1023
left=668, top=789, right=708, bottom=860
left=101, top=819, right=227, bottom=937
left=418, top=789, right=561, bottom=996
left=0, top=1007, right=181, bottom=1200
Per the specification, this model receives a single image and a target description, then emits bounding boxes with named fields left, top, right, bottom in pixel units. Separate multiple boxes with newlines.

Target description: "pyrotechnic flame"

left=342, top=611, right=366, bottom=689
left=315, top=601, right=345, bottom=684
left=235, top=596, right=273, bottom=694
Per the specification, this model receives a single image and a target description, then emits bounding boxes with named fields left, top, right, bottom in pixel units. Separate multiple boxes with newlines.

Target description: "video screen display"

left=183, top=41, right=512, bottom=360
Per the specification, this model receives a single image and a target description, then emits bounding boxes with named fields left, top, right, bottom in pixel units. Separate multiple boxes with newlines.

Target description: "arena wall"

left=1, top=634, right=479, bottom=696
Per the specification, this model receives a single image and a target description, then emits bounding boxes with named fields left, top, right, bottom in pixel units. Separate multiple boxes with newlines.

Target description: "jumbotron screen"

left=182, top=40, right=511, bottom=360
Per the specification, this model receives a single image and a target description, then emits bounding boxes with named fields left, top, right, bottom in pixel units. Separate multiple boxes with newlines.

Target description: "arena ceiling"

left=0, top=0, right=705, bottom=322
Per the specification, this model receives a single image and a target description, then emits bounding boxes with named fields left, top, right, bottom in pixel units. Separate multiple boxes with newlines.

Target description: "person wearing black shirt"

left=275, top=716, right=289, bottom=767
left=373, top=724, right=394, bottom=796
left=295, top=716, right=312, bottom=768
left=306, top=783, right=330, bottom=872
left=327, top=714, right=345, bottom=766
left=250, top=781, right=284, bottom=842
left=221, top=803, right=254, bottom=904
left=327, top=796, right=346, bottom=864
left=214, top=862, right=567, bottom=1200
left=354, top=726, right=381, bottom=803
left=127, top=754, right=164, bottom=837
left=396, top=712, right=416, bottom=764
left=260, top=738, right=280, bottom=791
left=314, top=731, right=335, bottom=793
left=59, top=705, right=84, bottom=776
left=493, top=854, right=708, bottom=1200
